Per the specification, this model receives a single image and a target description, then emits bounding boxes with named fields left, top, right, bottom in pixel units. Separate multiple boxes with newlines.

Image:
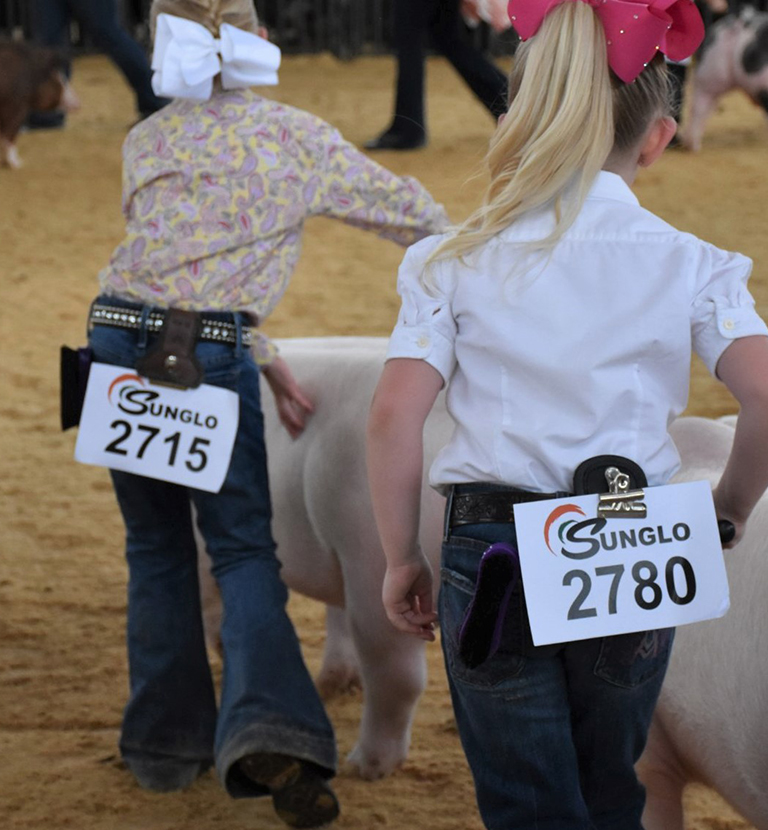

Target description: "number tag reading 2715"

left=512, top=482, right=730, bottom=646
left=75, top=363, right=239, bottom=493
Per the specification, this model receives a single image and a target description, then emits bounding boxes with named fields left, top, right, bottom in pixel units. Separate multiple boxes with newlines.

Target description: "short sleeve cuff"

left=697, top=300, right=768, bottom=375
left=386, top=323, right=456, bottom=384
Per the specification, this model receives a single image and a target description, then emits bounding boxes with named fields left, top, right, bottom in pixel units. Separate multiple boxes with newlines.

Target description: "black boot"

left=364, top=124, right=427, bottom=151
left=239, top=753, right=340, bottom=829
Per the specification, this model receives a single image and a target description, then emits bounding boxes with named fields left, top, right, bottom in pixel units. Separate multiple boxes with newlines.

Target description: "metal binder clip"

left=597, top=466, right=647, bottom=519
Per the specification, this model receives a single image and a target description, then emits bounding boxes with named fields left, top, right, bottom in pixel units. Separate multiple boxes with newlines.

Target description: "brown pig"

left=0, top=42, right=80, bottom=168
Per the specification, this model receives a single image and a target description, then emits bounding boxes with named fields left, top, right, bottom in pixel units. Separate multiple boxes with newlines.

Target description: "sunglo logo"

left=108, top=373, right=145, bottom=405
left=107, top=373, right=219, bottom=430
left=543, top=504, right=691, bottom=560
left=544, top=504, right=586, bottom=554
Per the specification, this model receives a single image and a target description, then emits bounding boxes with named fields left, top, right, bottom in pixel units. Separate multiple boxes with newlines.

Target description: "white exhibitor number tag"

left=513, top=481, right=730, bottom=646
left=75, top=363, right=239, bottom=493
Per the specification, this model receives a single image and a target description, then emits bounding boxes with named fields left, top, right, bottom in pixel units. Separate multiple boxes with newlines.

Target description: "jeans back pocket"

left=440, top=536, right=527, bottom=689
left=593, top=628, right=675, bottom=689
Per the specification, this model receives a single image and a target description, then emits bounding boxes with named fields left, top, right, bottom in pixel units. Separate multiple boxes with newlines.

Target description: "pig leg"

left=316, top=604, right=362, bottom=698
left=0, top=137, right=22, bottom=169
left=0, top=111, right=25, bottom=168
left=682, top=89, right=719, bottom=152
left=341, top=551, right=427, bottom=780
left=637, top=714, right=687, bottom=830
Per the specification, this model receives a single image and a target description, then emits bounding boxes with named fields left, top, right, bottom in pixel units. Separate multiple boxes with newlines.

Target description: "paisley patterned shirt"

left=98, top=88, right=449, bottom=363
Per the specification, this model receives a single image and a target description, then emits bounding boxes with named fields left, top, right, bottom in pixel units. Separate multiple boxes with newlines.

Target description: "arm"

left=366, top=358, right=444, bottom=639
left=250, top=334, right=312, bottom=439
left=712, top=335, right=768, bottom=547
left=304, top=121, right=449, bottom=245
left=261, top=356, right=315, bottom=439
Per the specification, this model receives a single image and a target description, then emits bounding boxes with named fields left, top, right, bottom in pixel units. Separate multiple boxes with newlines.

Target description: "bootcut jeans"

left=87, top=297, right=337, bottom=796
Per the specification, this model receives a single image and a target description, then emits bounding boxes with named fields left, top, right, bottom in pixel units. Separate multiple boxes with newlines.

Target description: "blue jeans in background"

left=30, top=0, right=167, bottom=123
left=439, top=512, right=674, bottom=830
left=87, top=298, right=336, bottom=796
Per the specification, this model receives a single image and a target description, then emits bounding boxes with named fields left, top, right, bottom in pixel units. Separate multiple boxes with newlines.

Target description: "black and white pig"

left=683, top=7, right=768, bottom=151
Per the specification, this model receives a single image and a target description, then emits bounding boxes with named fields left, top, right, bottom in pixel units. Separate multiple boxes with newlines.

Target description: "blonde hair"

left=149, top=0, right=259, bottom=37
left=428, top=2, right=671, bottom=267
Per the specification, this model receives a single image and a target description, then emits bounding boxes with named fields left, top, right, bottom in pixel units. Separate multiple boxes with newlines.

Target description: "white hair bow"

left=151, top=13, right=281, bottom=101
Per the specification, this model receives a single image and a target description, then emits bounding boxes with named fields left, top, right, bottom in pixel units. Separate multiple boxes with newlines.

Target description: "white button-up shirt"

left=386, top=172, right=768, bottom=493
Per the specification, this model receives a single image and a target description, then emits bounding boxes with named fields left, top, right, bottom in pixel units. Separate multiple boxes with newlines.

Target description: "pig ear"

left=638, top=116, right=677, bottom=168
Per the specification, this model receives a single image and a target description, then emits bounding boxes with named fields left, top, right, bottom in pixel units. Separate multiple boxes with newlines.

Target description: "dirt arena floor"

left=1, top=52, right=767, bottom=830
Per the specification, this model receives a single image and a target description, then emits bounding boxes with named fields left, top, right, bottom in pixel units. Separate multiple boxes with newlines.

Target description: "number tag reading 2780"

left=75, top=363, right=239, bottom=493
left=513, top=482, right=730, bottom=646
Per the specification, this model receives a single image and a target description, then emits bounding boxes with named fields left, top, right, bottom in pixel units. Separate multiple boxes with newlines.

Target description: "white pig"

left=639, top=414, right=768, bottom=830
left=198, top=337, right=450, bottom=780
left=200, top=338, right=768, bottom=830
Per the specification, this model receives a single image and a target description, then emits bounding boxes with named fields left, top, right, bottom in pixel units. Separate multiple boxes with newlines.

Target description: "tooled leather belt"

left=448, top=489, right=567, bottom=528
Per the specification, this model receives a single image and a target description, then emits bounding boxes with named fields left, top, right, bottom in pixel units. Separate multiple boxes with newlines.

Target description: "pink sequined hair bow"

left=506, top=0, right=704, bottom=82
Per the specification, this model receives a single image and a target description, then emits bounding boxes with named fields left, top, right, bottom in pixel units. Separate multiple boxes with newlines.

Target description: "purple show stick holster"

left=458, top=542, right=520, bottom=669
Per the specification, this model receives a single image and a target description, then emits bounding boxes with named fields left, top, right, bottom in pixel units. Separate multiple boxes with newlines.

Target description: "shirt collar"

left=588, top=170, right=640, bottom=206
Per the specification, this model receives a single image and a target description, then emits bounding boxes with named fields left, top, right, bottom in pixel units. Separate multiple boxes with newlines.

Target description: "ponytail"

left=427, top=1, right=671, bottom=269
left=150, top=0, right=260, bottom=38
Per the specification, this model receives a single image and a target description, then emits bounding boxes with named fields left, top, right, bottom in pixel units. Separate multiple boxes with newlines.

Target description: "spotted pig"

left=683, top=8, right=768, bottom=151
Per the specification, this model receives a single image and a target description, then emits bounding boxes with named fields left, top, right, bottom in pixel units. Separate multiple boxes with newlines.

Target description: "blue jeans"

left=87, top=297, right=336, bottom=796
left=439, top=495, right=674, bottom=830
left=31, top=0, right=167, bottom=115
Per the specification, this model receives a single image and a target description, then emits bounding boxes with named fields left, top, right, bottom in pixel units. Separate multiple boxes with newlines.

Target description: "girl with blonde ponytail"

left=81, top=1, right=447, bottom=827
left=367, top=1, right=768, bottom=827
left=430, top=1, right=674, bottom=267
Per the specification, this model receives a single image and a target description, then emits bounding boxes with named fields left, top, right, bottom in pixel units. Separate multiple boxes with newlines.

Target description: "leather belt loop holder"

left=135, top=308, right=205, bottom=389
left=572, top=455, right=648, bottom=495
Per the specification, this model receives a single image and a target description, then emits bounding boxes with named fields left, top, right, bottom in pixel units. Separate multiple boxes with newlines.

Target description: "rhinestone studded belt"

left=89, top=303, right=252, bottom=348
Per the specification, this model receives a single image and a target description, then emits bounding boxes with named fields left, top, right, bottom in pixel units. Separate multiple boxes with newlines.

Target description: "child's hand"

left=382, top=556, right=437, bottom=641
left=262, top=356, right=314, bottom=439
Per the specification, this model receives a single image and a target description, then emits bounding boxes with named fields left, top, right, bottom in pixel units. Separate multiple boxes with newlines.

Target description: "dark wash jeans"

left=30, top=0, right=166, bottom=115
left=87, top=297, right=336, bottom=795
left=439, top=492, right=674, bottom=830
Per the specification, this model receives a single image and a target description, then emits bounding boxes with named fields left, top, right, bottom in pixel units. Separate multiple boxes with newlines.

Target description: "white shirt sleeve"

left=385, top=235, right=458, bottom=383
left=690, top=241, right=768, bottom=376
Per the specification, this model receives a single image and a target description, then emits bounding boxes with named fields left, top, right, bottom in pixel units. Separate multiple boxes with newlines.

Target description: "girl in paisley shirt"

left=85, top=1, right=447, bottom=827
